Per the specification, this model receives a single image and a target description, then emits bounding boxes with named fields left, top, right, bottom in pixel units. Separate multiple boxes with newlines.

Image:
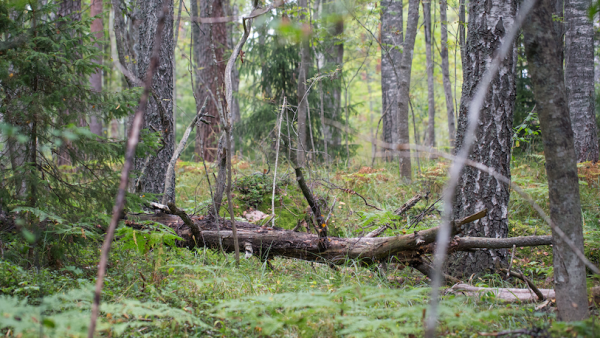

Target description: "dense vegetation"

left=1, top=0, right=600, bottom=337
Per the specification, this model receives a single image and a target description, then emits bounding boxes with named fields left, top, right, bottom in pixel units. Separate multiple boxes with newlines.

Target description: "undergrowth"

left=1, top=154, right=599, bottom=337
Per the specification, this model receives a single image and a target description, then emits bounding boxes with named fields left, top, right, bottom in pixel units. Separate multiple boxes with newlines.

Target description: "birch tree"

left=565, top=0, right=599, bottom=163
left=449, top=0, right=517, bottom=276
left=380, top=0, right=403, bottom=160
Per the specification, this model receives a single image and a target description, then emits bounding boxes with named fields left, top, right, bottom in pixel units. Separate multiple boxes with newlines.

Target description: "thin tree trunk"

left=297, top=0, right=310, bottom=165
left=423, top=0, right=436, bottom=148
left=193, top=0, right=226, bottom=162
left=523, top=0, right=590, bottom=321
left=565, top=0, right=599, bottom=163
left=133, top=0, right=175, bottom=203
left=380, top=0, right=403, bottom=161
left=449, top=0, right=517, bottom=277
left=459, top=0, right=466, bottom=67
left=397, top=0, right=420, bottom=179
left=323, top=0, right=344, bottom=150
left=439, top=0, right=455, bottom=148
left=89, top=0, right=103, bottom=136
left=173, top=0, right=183, bottom=151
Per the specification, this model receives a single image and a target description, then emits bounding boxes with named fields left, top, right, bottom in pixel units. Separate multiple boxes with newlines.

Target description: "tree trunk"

left=423, top=0, right=435, bottom=148
left=396, top=0, right=420, bottom=179
left=192, top=0, right=226, bottom=162
left=133, top=0, right=175, bottom=203
left=380, top=0, right=403, bottom=161
left=89, top=0, right=103, bottom=137
left=523, top=0, right=590, bottom=321
left=449, top=0, right=517, bottom=277
left=439, top=0, right=455, bottom=148
left=323, top=0, right=344, bottom=149
left=297, top=0, right=311, bottom=165
left=565, top=0, right=599, bottom=163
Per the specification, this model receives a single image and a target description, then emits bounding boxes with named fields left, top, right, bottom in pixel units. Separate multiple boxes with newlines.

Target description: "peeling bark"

left=450, top=0, right=517, bottom=277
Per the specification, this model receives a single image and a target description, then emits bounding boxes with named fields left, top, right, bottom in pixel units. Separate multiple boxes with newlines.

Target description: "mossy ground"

left=1, top=154, right=600, bottom=337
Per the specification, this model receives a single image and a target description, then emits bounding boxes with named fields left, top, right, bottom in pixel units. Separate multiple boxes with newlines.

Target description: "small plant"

left=234, top=173, right=273, bottom=208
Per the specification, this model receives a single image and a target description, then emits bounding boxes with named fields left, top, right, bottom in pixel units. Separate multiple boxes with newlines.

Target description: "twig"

left=317, top=179, right=382, bottom=211
left=161, top=97, right=209, bottom=205
left=366, top=193, right=424, bottom=238
left=500, top=268, right=545, bottom=302
left=271, top=98, right=286, bottom=227
left=325, top=196, right=337, bottom=224
left=87, top=3, right=169, bottom=337
left=507, top=244, right=516, bottom=278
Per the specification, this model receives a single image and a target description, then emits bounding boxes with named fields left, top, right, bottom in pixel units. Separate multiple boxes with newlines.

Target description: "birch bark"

left=449, top=0, right=517, bottom=276
left=565, top=0, right=599, bottom=163
left=380, top=0, right=403, bottom=160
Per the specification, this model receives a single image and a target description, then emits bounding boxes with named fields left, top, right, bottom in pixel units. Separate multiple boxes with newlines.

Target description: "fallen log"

left=132, top=209, right=487, bottom=265
left=448, top=283, right=555, bottom=303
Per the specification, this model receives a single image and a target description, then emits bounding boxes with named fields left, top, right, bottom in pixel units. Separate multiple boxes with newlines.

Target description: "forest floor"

left=2, top=152, right=600, bottom=337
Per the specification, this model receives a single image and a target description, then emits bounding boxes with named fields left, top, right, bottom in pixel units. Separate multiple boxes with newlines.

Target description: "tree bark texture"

left=439, top=0, right=455, bottom=148
left=89, top=0, right=104, bottom=137
left=523, top=0, right=589, bottom=321
left=133, top=0, right=175, bottom=203
left=192, top=0, right=227, bottom=162
left=297, top=0, right=311, bottom=165
left=380, top=0, right=403, bottom=160
left=396, top=0, right=420, bottom=179
left=423, top=0, right=436, bottom=148
left=565, top=0, right=599, bottom=163
left=58, top=0, right=81, bottom=21
left=449, top=0, right=517, bottom=277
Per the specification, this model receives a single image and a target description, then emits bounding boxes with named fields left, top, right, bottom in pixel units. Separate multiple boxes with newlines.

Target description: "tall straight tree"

left=423, top=0, right=435, bottom=148
left=322, top=0, right=344, bottom=148
left=565, top=0, right=599, bottom=163
left=380, top=0, right=403, bottom=160
left=133, top=0, right=175, bottom=203
left=523, top=0, right=590, bottom=321
left=297, top=0, right=311, bottom=165
left=396, top=0, right=420, bottom=179
left=89, top=0, right=103, bottom=136
left=449, top=0, right=517, bottom=276
left=439, top=0, right=455, bottom=147
left=192, top=0, right=227, bottom=162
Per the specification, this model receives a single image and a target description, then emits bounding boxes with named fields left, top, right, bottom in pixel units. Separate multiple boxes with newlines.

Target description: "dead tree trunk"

left=449, top=0, right=517, bottom=277
left=523, top=0, right=590, bottom=321
left=135, top=208, right=553, bottom=269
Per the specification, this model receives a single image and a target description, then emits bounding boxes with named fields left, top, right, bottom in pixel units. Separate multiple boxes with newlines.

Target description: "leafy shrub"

left=234, top=174, right=273, bottom=208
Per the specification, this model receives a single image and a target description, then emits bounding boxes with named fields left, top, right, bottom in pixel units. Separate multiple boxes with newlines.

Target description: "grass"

left=1, top=153, right=599, bottom=337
